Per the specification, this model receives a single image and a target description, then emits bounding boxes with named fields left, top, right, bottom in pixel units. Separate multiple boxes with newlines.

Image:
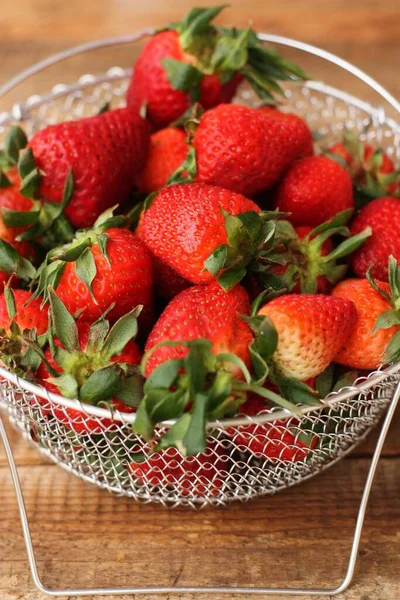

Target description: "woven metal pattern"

left=1, top=72, right=400, bottom=508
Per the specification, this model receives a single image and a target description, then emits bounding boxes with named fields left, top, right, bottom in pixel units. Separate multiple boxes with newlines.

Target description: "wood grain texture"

left=1, top=1, right=400, bottom=599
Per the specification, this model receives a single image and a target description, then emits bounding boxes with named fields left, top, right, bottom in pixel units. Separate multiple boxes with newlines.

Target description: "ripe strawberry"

left=230, top=393, right=317, bottom=461
left=0, top=289, right=48, bottom=335
left=27, top=108, right=149, bottom=228
left=0, top=167, right=33, bottom=212
left=144, top=281, right=252, bottom=377
left=349, top=197, right=400, bottom=282
left=274, top=156, right=354, bottom=226
left=258, top=106, right=314, bottom=157
left=332, top=273, right=400, bottom=370
left=139, top=182, right=281, bottom=290
left=126, top=6, right=306, bottom=129
left=32, top=209, right=154, bottom=325
left=136, top=127, right=189, bottom=194
left=36, top=291, right=142, bottom=434
left=129, top=444, right=229, bottom=497
left=272, top=211, right=371, bottom=294
left=180, top=104, right=314, bottom=197
left=153, top=256, right=191, bottom=300
left=328, top=130, right=399, bottom=199
left=258, top=294, right=357, bottom=380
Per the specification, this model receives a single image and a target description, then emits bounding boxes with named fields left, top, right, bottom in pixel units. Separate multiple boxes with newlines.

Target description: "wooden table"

left=1, top=1, right=400, bottom=599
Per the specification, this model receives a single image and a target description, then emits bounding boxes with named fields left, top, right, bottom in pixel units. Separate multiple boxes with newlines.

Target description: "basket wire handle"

left=1, top=381, right=400, bottom=597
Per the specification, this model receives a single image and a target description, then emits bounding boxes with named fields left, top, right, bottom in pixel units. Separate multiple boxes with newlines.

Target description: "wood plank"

left=0, top=454, right=399, bottom=599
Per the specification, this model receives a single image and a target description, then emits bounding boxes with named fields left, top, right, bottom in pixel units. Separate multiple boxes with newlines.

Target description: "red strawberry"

left=0, top=167, right=33, bottom=212
left=139, top=182, right=274, bottom=289
left=258, top=294, right=357, bottom=380
left=186, top=104, right=313, bottom=197
left=349, top=197, right=400, bottom=282
left=136, top=127, right=188, bottom=194
left=258, top=106, right=314, bottom=157
left=36, top=292, right=142, bottom=434
left=33, top=211, right=154, bottom=325
left=328, top=130, right=399, bottom=198
left=332, top=276, right=400, bottom=370
left=274, top=156, right=354, bottom=226
left=0, top=289, right=48, bottom=335
left=153, top=256, right=191, bottom=301
left=144, top=281, right=252, bottom=377
left=129, top=444, right=229, bottom=497
left=229, top=393, right=317, bottom=461
left=27, top=108, right=149, bottom=228
left=271, top=212, right=371, bottom=294
left=126, top=6, right=306, bottom=129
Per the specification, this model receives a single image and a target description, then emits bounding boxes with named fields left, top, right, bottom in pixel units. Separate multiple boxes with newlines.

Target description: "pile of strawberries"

left=1, top=6, right=400, bottom=493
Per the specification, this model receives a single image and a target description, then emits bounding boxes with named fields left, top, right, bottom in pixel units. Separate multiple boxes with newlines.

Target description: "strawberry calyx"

left=368, top=255, right=400, bottom=362
left=204, top=209, right=292, bottom=292
left=0, top=286, right=43, bottom=377
left=275, top=209, right=371, bottom=293
left=35, top=289, right=144, bottom=406
left=328, top=129, right=400, bottom=203
left=160, top=5, right=308, bottom=106
left=2, top=161, right=75, bottom=247
left=134, top=316, right=319, bottom=456
left=31, top=206, right=129, bottom=307
left=0, top=125, right=28, bottom=177
left=0, top=238, right=36, bottom=283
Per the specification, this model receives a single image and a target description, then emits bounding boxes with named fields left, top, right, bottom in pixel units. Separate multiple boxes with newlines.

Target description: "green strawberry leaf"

left=132, top=395, right=155, bottom=440
left=0, top=171, right=12, bottom=189
left=18, top=148, right=43, bottom=199
left=182, top=392, right=208, bottom=455
left=274, top=374, right=320, bottom=406
left=383, top=329, right=400, bottom=363
left=167, top=146, right=196, bottom=185
left=48, top=373, right=79, bottom=399
left=316, top=363, right=335, bottom=398
left=310, top=209, right=354, bottom=236
left=115, top=373, right=144, bottom=407
left=97, top=233, right=110, bottom=266
left=373, top=310, right=400, bottom=333
left=323, top=227, right=372, bottom=261
left=48, top=288, right=79, bottom=352
left=75, top=247, right=97, bottom=301
left=217, top=266, right=247, bottom=290
left=101, top=305, right=142, bottom=362
left=178, top=5, right=227, bottom=49
left=161, top=58, right=204, bottom=102
left=149, top=388, right=188, bottom=423
left=0, top=239, right=36, bottom=281
left=5, top=125, right=28, bottom=166
left=2, top=207, right=41, bottom=228
left=204, top=244, right=228, bottom=277
left=4, top=286, right=16, bottom=320
left=85, top=316, right=110, bottom=355
left=80, top=364, right=125, bottom=404
left=143, top=358, right=184, bottom=391
left=154, top=412, right=191, bottom=453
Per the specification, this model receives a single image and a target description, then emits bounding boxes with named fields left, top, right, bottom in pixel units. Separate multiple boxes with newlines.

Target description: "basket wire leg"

left=1, top=382, right=400, bottom=597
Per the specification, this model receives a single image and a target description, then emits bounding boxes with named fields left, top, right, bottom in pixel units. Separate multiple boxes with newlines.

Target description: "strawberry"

left=129, top=444, right=229, bottom=497
left=153, top=256, right=191, bottom=301
left=332, top=260, right=400, bottom=369
left=258, top=106, right=314, bottom=157
left=136, top=127, right=189, bottom=194
left=0, top=289, right=48, bottom=336
left=36, top=291, right=143, bottom=434
left=126, top=6, right=306, bottom=129
left=0, top=288, right=48, bottom=377
left=274, top=156, right=354, bottom=226
left=139, top=182, right=282, bottom=291
left=328, top=130, right=399, bottom=200
left=272, top=211, right=371, bottom=293
left=229, top=393, right=317, bottom=461
left=32, top=208, right=154, bottom=325
left=174, top=104, right=313, bottom=197
left=349, top=197, right=400, bottom=282
left=25, top=108, right=149, bottom=228
left=144, top=281, right=252, bottom=377
left=258, top=294, right=357, bottom=380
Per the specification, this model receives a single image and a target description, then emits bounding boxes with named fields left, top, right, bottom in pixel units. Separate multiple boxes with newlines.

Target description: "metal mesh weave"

left=0, top=71, right=400, bottom=508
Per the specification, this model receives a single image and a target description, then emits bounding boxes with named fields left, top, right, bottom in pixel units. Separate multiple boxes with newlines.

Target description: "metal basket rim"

left=0, top=33, right=400, bottom=430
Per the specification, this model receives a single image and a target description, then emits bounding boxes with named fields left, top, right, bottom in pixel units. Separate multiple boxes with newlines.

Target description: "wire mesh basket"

left=1, top=31, right=400, bottom=512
